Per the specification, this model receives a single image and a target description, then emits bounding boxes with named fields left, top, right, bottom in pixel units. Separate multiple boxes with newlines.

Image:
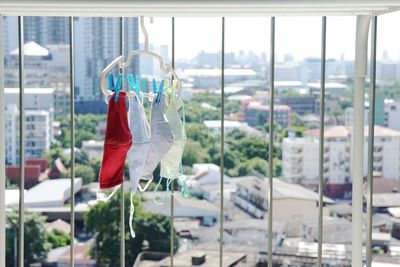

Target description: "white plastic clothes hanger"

left=100, top=16, right=182, bottom=98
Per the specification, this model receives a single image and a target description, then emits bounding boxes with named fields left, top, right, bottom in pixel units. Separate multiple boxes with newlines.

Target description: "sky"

left=142, top=11, right=400, bottom=62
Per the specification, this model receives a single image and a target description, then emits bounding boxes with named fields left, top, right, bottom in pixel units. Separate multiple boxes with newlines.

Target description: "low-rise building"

left=283, top=126, right=400, bottom=198
left=231, top=176, right=333, bottom=220
left=187, top=163, right=231, bottom=190
left=243, top=101, right=291, bottom=127
left=6, top=178, right=83, bottom=208
left=307, top=82, right=349, bottom=96
left=141, top=192, right=220, bottom=226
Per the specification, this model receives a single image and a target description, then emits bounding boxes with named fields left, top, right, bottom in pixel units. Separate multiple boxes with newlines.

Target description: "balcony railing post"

left=119, top=16, right=125, bottom=267
left=17, top=15, right=25, bottom=267
left=352, top=15, right=371, bottom=267
left=366, top=15, right=377, bottom=267
left=69, top=16, right=75, bottom=267
left=317, top=16, right=327, bottom=267
left=170, top=16, right=175, bottom=267
left=0, top=13, right=5, bottom=267
left=268, top=16, right=275, bottom=267
left=219, top=16, right=225, bottom=267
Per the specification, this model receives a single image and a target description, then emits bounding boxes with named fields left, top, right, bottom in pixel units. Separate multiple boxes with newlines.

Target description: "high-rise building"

left=3, top=16, right=139, bottom=103
left=74, top=17, right=139, bottom=101
left=23, top=17, right=70, bottom=45
left=5, top=105, right=53, bottom=166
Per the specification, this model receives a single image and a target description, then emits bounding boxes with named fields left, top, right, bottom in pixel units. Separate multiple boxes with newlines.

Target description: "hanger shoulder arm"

left=100, top=55, right=124, bottom=96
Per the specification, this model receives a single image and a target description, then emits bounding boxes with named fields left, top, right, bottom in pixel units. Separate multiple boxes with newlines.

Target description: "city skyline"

left=145, top=13, right=400, bottom=61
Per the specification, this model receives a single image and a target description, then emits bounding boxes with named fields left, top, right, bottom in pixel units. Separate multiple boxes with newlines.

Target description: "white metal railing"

left=0, top=2, right=399, bottom=267
left=267, top=16, right=275, bottom=267
left=317, top=16, right=327, bottom=267
left=17, top=16, right=25, bottom=267
left=68, top=16, right=75, bottom=266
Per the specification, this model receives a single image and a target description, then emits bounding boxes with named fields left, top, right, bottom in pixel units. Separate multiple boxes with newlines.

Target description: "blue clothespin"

left=108, top=73, right=115, bottom=91
left=152, top=78, right=158, bottom=94
left=108, top=71, right=123, bottom=102
left=128, top=74, right=141, bottom=100
left=152, top=79, right=165, bottom=103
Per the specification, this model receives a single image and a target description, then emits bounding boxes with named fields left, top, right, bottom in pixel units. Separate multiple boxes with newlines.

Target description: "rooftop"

left=236, top=176, right=334, bottom=203
left=306, top=125, right=400, bottom=138
left=141, top=192, right=219, bottom=217
left=373, top=193, right=400, bottom=208
left=156, top=249, right=246, bottom=267
left=274, top=81, right=304, bottom=87
left=307, top=82, right=348, bottom=89
left=24, top=178, right=82, bottom=208
left=10, top=41, right=50, bottom=56
left=247, top=101, right=291, bottom=111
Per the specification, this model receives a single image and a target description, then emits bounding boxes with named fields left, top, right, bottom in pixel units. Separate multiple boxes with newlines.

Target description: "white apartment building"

left=5, top=105, right=52, bottom=165
left=282, top=125, right=400, bottom=184
left=4, top=87, right=69, bottom=116
left=385, top=101, right=400, bottom=131
left=345, top=106, right=369, bottom=126
left=282, top=137, right=319, bottom=182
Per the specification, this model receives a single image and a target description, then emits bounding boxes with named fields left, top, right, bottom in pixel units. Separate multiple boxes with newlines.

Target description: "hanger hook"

left=140, top=16, right=153, bottom=51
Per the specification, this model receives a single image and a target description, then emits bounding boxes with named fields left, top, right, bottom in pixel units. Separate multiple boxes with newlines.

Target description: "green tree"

left=182, top=140, right=210, bottom=166
left=184, top=103, right=220, bottom=123
left=281, top=126, right=307, bottom=139
left=44, top=147, right=70, bottom=169
left=185, top=123, right=217, bottom=147
left=235, top=157, right=282, bottom=177
left=6, top=210, right=50, bottom=266
left=236, top=157, right=268, bottom=176
left=90, top=159, right=101, bottom=176
left=256, top=112, right=265, bottom=126
left=224, top=100, right=241, bottom=115
left=75, top=150, right=90, bottom=165
left=75, top=131, right=97, bottom=148
left=75, top=163, right=96, bottom=184
left=84, top=193, right=179, bottom=267
left=231, top=138, right=269, bottom=160
left=210, top=149, right=238, bottom=170
left=46, top=229, right=70, bottom=249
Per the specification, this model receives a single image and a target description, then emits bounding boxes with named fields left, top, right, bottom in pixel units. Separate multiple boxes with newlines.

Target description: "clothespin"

left=166, top=80, right=178, bottom=104
left=114, top=75, right=122, bottom=102
left=157, top=80, right=165, bottom=103
left=152, top=79, right=165, bottom=103
left=108, top=73, right=115, bottom=91
left=128, top=74, right=141, bottom=101
left=108, top=71, right=123, bottom=102
left=152, top=78, right=158, bottom=94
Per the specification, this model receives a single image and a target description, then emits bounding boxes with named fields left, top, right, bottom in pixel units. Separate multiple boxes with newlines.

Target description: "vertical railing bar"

left=219, top=16, right=225, bottom=267
left=69, top=16, right=75, bottom=267
left=170, top=16, right=175, bottom=267
left=17, top=15, right=25, bottom=267
left=0, top=13, right=5, bottom=267
left=317, top=16, right=327, bottom=267
left=267, top=16, right=275, bottom=267
left=119, top=16, right=125, bottom=267
left=366, top=15, right=377, bottom=267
